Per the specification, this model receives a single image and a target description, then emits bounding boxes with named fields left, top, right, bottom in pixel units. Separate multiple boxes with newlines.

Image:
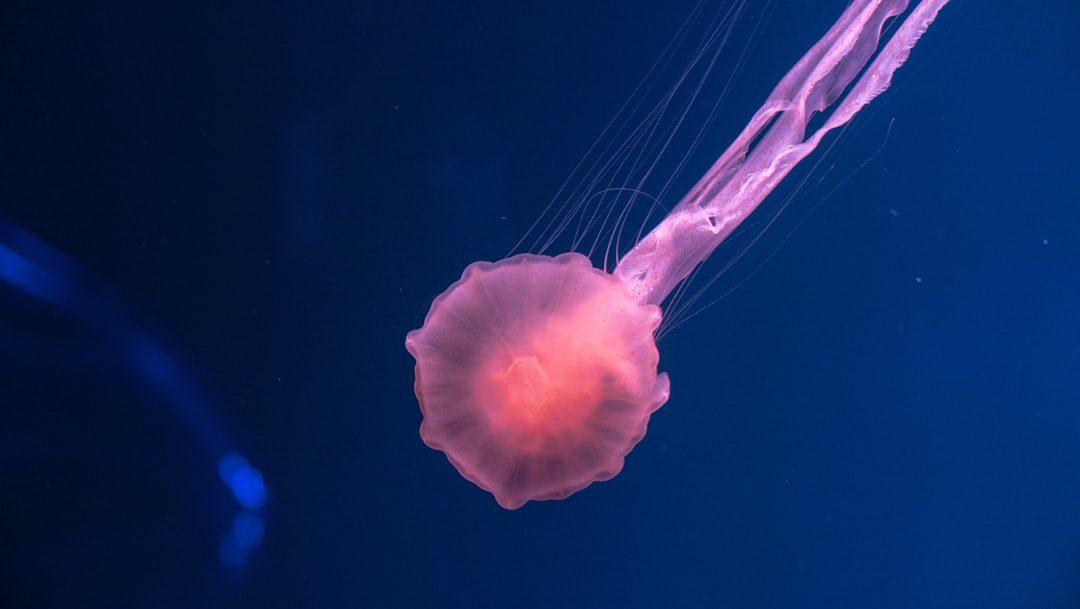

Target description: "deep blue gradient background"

left=2, top=1, right=1079, bottom=607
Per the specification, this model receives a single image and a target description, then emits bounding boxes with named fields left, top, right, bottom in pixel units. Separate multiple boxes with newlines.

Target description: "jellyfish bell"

left=406, top=253, right=670, bottom=509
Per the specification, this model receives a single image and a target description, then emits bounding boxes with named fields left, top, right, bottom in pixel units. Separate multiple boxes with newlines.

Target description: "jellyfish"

left=407, top=0, right=950, bottom=509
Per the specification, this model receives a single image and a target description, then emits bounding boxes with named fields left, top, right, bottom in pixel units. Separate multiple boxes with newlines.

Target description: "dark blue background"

left=2, top=1, right=1079, bottom=607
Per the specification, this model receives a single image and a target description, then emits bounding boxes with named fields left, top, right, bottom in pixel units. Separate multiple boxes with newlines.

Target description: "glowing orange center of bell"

left=506, top=356, right=551, bottom=413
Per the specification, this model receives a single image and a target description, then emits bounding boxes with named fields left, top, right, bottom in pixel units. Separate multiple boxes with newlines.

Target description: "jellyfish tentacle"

left=615, top=0, right=950, bottom=306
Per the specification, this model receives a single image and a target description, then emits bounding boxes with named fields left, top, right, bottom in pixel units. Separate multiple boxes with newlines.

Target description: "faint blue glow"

left=233, top=511, right=265, bottom=545
left=0, top=241, right=64, bottom=302
left=218, top=452, right=268, bottom=510
left=0, top=215, right=272, bottom=575
left=129, top=335, right=175, bottom=383
left=219, top=511, right=265, bottom=571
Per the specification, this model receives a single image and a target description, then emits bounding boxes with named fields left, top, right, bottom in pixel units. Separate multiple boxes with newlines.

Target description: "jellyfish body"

left=408, top=0, right=950, bottom=508
left=406, top=253, right=669, bottom=509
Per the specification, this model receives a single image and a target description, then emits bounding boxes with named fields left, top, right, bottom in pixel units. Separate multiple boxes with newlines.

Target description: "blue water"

left=2, top=1, right=1079, bottom=607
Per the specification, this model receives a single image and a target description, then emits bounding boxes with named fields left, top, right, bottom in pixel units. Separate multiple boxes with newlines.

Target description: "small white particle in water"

left=1042, top=239, right=1049, bottom=245
left=915, top=277, right=923, bottom=284
left=888, top=208, right=898, bottom=217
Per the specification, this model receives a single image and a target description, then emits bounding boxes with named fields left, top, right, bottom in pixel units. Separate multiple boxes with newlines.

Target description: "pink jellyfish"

left=406, top=0, right=950, bottom=509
